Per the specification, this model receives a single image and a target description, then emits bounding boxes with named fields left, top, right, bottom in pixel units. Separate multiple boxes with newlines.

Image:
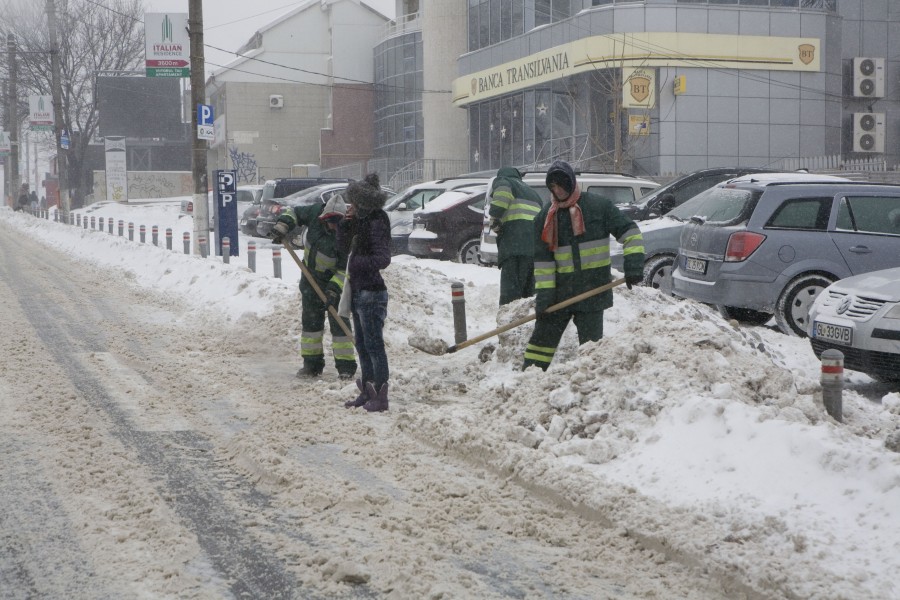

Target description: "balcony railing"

left=382, top=12, right=421, bottom=40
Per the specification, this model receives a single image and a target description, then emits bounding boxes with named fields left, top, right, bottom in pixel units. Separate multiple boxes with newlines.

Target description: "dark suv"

left=256, top=177, right=350, bottom=237
left=621, top=167, right=779, bottom=221
left=672, top=174, right=900, bottom=336
left=407, top=185, right=488, bottom=265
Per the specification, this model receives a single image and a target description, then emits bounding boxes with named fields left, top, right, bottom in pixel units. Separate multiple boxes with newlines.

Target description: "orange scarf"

left=541, top=186, right=584, bottom=250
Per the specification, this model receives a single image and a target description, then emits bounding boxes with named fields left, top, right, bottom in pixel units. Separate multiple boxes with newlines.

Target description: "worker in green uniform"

left=270, top=194, right=357, bottom=380
left=487, top=167, right=544, bottom=305
left=523, top=160, right=645, bottom=371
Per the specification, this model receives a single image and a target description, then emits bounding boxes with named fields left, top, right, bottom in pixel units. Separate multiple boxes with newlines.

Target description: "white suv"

left=479, top=172, right=659, bottom=265
left=387, top=176, right=492, bottom=254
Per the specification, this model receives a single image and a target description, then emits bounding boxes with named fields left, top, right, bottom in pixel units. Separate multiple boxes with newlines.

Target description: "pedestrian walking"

left=16, top=184, right=30, bottom=212
left=487, top=167, right=543, bottom=305
left=336, top=173, right=392, bottom=412
left=523, top=160, right=645, bottom=371
left=269, top=194, right=357, bottom=380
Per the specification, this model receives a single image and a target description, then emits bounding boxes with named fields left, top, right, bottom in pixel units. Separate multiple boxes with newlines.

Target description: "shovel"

left=281, top=241, right=356, bottom=348
left=409, top=278, right=627, bottom=356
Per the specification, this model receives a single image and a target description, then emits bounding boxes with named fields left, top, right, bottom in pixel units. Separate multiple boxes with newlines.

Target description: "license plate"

left=684, top=257, right=707, bottom=274
left=813, top=321, right=852, bottom=345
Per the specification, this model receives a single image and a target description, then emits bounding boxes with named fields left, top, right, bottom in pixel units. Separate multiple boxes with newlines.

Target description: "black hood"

left=545, top=160, right=576, bottom=195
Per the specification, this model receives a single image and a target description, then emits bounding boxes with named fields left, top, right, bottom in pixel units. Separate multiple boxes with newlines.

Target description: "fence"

left=780, top=154, right=895, bottom=172
left=320, top=158, right=470, bottom=192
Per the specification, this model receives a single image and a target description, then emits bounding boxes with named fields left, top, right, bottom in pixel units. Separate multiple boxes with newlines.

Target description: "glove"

left=625, top=273, right=642, bottom=290
left=325, top=285, right=341, bottom=309
left=535, top=291, right=555, bottom=314
left=270, top=221, right=290, bottom=244
left=489, top=218, right=502, bottom=234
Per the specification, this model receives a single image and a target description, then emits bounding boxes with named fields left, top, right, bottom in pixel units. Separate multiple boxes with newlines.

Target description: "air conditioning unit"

left=269, top=94, right=284, bottom=108
left=852, top=112, right=885, bottom=153
left=852, top=57, right=885, bottom=98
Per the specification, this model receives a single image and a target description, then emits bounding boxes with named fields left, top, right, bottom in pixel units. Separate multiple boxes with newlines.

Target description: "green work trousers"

left=300, top=286, right=357, bottom=376
left=523, top=309, right=604, bottom=371
left=499, top=255, right=534, bottom=306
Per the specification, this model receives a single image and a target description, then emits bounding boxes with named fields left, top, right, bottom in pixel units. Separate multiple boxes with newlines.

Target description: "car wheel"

left=775, top=273, right=835, bottom=337
left=456, top=238, right=481, bottom=265
left=717, top=305, right=773, bottom=327
left=642, top=255, right=675, bottom=291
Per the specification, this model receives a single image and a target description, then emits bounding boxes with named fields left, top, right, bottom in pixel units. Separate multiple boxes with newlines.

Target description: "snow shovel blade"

left=408, top=278, right=626, bottom=356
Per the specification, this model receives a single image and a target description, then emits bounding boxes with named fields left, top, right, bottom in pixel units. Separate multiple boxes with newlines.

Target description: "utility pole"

left=7, top=35, right=20, bottom=205
left=189, top=0, right=210, bottom=254
left=47, top=0, right=69, bottom=212
left=2, top=79, right=8, bottom=204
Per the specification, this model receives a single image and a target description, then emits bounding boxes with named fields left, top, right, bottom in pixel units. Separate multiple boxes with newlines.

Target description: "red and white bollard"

left=152, top=225, right=159, bottom=246
left=222, top=237, right=231, bottom=264
left=272, top=247, right=282, bottom=279
left=248, top=241, right=256, bottom=272
left=820, top=349, right=844, bottom=422
left=451, top=281, right=467, bottom=344
left=165, top=228, right=173, bottom=250
left=139, top=224, right=146, bottom=243
left=183, top=232, right=190, bottom=254
left=199, top=236, right=208, bottom=258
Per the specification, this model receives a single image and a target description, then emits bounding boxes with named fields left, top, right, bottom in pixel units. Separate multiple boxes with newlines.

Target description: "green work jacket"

left=533, top=190, right=644, bottom=312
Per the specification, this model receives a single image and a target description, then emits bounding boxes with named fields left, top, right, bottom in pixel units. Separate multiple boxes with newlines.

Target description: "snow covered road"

left=0, top=219, right=734, bottom=599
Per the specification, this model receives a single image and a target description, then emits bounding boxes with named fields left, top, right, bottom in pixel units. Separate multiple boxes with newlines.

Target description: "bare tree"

left=0, top=0, right=146, bottom=204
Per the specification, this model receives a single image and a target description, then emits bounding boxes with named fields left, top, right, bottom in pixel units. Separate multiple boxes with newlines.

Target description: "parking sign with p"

left=197, top=104, right=214, bottom=141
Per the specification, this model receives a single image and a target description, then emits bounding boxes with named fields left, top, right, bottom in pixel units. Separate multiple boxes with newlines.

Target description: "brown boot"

left=363, top=382, right=388, bottom=413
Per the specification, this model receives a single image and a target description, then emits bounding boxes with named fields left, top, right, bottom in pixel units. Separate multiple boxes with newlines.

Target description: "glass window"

left=668, top=188, right=762, bottom=224
left=586, top=186, right=636, bottom=206
left=765, top=197, right=831, bottom=230
left=491, top=0, right=501, bottom=45
left=837, top=196, right=900, bottom=235
left=479, top=0, right=490, bottom=48
left=552, top=0, right=571, bottom=21
left=468, top=0, right=479, bottom=51
left=534, top=89, right=552, bottom=164
left=512, top=0, right=524, bottom=36
left=535, top=0, right=551, bottom=28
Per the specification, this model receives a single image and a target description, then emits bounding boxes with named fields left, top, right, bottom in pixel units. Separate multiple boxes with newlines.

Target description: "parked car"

left=620, top=167, right=779, bottom=222
left=807, top=267, right=900, bottom=382
left=239, top=186, right=267, bottom=237
left=255, top=178, right=351, bottom=238
left=670, top=174, right=900, bottom=336
left=407, top=185, right=489, bottom=265
left=268, top=182, right=393, bottom=248
left=180, top=185, right=263, bottom=231
left=479, top=172, right=659, bottom=265
left=386, top=176, right=492, bottom=254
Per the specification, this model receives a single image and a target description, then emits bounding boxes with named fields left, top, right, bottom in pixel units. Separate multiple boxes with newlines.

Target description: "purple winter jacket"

left=336, top=209, right=391, bottom=292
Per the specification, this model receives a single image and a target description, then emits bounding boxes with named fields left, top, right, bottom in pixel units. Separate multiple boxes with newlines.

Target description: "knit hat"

left=319, top=193, right=347, bottom=222
left=346, top=173, right=387, bottom=214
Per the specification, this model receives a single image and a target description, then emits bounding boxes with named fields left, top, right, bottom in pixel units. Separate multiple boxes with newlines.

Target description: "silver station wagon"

left=671, top=174, right=900, bottom=336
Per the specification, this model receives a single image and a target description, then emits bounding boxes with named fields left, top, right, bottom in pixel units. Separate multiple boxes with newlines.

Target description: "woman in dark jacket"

left=337, top=173, right=392, bottom=412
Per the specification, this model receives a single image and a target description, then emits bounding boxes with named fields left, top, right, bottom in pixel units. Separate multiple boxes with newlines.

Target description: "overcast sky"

left=146, top=0, right=395, bottom=75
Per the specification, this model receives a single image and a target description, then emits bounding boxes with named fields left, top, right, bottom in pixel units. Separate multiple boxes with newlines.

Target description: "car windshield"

left=285, top=185, right=338, bottom=205
left=667, top=187, right=760, bottom=224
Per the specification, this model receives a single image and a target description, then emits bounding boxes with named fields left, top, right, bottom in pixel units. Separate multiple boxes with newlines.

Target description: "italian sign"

left=29, top=95, right=54, bottom=132
left=145, top=13, right=190, bottom=77
left=105, top=136, right=128, bottom=202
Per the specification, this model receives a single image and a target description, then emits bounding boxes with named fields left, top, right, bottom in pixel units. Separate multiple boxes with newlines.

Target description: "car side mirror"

left=397, top=202, right=408, bottom=211
left=658, top=193, right=676, bottom=215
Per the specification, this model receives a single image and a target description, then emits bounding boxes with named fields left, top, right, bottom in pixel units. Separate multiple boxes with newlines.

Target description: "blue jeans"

left=351, top=289, right=389, bottom=387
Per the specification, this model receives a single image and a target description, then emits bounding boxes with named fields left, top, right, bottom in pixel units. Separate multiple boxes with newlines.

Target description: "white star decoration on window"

left=473, top=149, right=479, bottom=163
left=526, top=143, right=532, bottom=152
left=513, top=110, right=518, bottom=117
left=501, top=126, right=506, bottom=138
left=489, top=123, right=494, bottom=132
left=537, top=103, right=548, bottom=116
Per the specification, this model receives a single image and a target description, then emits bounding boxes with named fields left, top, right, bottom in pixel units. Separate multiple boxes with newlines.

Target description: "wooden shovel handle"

left=448, top=278, right=626, bottom=353
left=282, top=241, right=355, bottom=344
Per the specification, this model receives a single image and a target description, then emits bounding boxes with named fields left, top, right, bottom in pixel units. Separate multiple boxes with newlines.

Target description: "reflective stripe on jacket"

left=533, top=190, right=644, bottom=311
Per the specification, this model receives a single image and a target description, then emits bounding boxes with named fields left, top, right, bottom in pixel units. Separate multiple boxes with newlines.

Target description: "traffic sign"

left=60, top=130, right=70, bottom=149
left=197, top=104, right=215, bottom=140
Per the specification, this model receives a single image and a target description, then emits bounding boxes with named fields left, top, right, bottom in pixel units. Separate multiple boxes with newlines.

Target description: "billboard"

left=97, top=76, right=183, bottom=139
left=29, top=95, right=54, bottom=131
left=145, top=13, right=190, bottom=77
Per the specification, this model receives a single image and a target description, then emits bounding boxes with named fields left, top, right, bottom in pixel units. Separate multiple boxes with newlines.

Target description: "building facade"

left=205, top=0, right=390, bottom=182
left=453, top=0, right=899, bottom=176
